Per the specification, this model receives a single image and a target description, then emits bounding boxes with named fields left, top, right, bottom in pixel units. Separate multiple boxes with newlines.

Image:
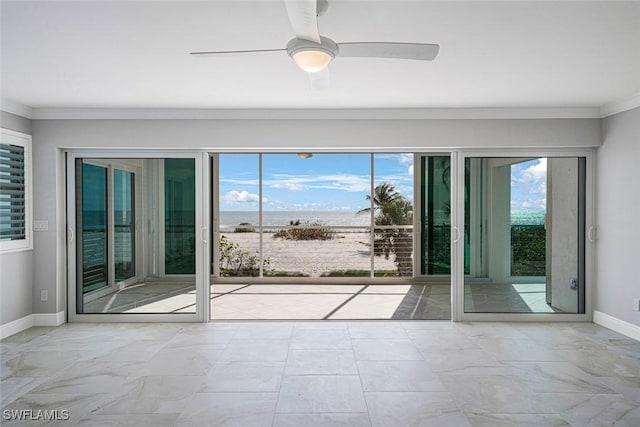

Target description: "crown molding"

left=6, top=97, right=640, bottom=120
left=0, top=99, right=34, bottom=119
left=599, top=93, right=640, bottom=118
left=30, top=106, right=601, bottom=120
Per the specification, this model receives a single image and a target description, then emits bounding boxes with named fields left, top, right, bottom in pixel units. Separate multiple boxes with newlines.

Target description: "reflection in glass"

left=81, top=163, right=108, bottom=294
left=76, top=158, right=196, bottom=315
left=464, top=157, right=585, bottom=314
left=114, top=169, right=135, bottom=282
left=421, top=156, right=451, bottom=275
left=164, top=159, right=196, bottom=275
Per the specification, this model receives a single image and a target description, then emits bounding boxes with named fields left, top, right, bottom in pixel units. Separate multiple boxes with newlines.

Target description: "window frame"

left=0, top=128, right=33, bottom=254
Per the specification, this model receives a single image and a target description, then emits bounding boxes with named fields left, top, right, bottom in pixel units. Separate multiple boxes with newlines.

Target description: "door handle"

left=68, top=226, right=74, bottom=243
left=587, top=226, right=595, bottom=243
left=453, top=226, right=461, bottom=243
left=201, top=227, right=207, bottom=244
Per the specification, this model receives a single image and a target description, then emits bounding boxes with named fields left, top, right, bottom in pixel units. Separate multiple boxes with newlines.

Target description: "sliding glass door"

left=67, top=153, right=207, bottom=321
left=453, top=152, right=593, bottom=321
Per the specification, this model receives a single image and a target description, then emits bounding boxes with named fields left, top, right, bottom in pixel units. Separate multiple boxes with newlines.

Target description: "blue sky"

left=218, top=154, right=547, bottom=212
left=219, top=153, right=414, bottom=212
left=510, top=158, right=547, bottom=211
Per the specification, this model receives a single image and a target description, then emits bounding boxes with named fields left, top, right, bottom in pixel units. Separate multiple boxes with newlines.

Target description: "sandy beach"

left=221, top=232, right=400, bottom=277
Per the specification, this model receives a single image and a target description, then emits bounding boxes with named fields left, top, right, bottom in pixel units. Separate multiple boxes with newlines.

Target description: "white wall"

left=597, top=107, right=640, bottom=326
left=0, top=111, right=33, bottom=326
left=31, top=117, right=602, bottom=316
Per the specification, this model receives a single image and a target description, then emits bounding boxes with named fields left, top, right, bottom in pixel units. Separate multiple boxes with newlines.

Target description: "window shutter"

left=0, top=143, right=26, bottom=241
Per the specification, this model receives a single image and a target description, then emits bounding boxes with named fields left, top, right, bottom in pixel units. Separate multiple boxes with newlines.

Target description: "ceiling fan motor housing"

left=286, top=36, right=338, bottom=59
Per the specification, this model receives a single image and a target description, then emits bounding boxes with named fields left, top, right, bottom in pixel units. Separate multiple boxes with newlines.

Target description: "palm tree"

left=359, top=183, right=413, bottom=276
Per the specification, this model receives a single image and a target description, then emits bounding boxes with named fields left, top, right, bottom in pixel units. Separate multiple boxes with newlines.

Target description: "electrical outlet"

left=633, top=298, right=640, bottom=312
left=40, top=290, right=48, bottom=302
left=569, top=277, right=578, bottom=290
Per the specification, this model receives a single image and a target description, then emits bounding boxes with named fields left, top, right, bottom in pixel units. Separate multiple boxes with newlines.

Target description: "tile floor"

left=1, top=321, right=639, bottom=426
left=210, top=284, right=451, bottom=320
left=81, top=281, right=558, bottom=319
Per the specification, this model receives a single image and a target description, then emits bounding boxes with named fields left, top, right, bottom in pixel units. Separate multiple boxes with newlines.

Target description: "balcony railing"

left=218, top=223, right=413, bottom=278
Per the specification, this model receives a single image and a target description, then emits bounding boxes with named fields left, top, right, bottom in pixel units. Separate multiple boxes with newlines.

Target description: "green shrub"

left=320, top=269, right=370, bottom=277
left=511, top=225, right=546, bottom=276
left=219, top=235, right=269, bottom=277
left=234, top=222, right=255, bottom=233
left=273, top=220, right=334, bottom=241
left=264, top=271, right=310, bottom=277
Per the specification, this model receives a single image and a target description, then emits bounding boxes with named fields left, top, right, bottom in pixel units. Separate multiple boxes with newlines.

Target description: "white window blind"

left=0, top=129, right=32, bottom=253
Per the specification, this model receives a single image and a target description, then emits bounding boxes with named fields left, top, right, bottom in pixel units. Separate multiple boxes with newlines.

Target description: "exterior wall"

left=31, top=117, right=602, bottom=316
left=0, top=111, right=33, bottom=326
left=547, top=157, right=579, bottom=313
left=597, top=107, right=640, bottom=326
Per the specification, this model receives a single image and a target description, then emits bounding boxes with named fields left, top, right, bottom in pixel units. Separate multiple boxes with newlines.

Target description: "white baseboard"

left=0, top=314, right=34, bottom=339
left=593, top=310, right=640, bottom=342
left=33, top=311, right=66, bottom=327
left=0, top=311, right=66, bottom=339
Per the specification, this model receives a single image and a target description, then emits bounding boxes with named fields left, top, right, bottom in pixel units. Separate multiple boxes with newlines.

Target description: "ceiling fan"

left=190, top=0, right=439, bottom=77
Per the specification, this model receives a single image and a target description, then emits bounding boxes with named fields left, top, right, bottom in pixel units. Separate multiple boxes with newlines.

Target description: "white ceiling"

left=1, top=0, right=639, bottom=111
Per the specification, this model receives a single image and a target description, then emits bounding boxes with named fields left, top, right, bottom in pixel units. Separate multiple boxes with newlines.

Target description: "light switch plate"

left=33, top=220, right=49, bottom=232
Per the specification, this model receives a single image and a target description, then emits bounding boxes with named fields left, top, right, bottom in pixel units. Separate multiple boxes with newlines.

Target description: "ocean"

left=219, top=209, right=546, bottom=229
left=219, top=211, right=370, bottom=229
left=511, top=209, right=546, bottom=226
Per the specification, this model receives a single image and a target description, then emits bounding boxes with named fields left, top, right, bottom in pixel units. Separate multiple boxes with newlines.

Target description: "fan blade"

left=190, top=48, right=286, bottom=57
left=336, top=42, right=439, bottom=61
left=284, top=0, right=321, bottom=44
left=308, top=67, right=330, bottom=90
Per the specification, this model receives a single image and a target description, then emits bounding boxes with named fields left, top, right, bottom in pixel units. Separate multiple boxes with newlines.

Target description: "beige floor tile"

left=329, top=295, right=406, bottom=319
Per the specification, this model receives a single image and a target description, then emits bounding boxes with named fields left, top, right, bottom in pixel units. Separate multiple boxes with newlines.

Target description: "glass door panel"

left=217, top=154, right=260, bottom=277
left=261, top=153, right=371, bottom=278
left=463, top=156, right=586, bottom=314
left=420, top=156, right=451, bottom=275
left=79, top=162, right=108, bottom=294
left=114, top=169, right=135, bottom=282
left=164, top=158, right=196, bottom=275
left=71, top=157, right=199, bottom=316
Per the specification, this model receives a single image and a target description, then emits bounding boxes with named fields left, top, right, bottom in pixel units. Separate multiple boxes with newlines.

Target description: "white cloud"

left=399, top=153, right=414, bottom=165
left=270, top=182, right=306, bottom=191
left=529, top=182, right=547, bottom=195
left=266, top=173, right=371, bottom=193
left=221, top=190, right=266, bottom=204
left=520, top=158, right=547, bottom=183
left=408, top=165, right=414, bottom=176
left=219, top=178, right=259, bottom=186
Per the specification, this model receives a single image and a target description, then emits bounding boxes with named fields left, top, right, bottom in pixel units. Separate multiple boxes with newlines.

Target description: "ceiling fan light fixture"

left=287, top=36, right=337, bottom=73
left=292, top=49, right=332, bottom=72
